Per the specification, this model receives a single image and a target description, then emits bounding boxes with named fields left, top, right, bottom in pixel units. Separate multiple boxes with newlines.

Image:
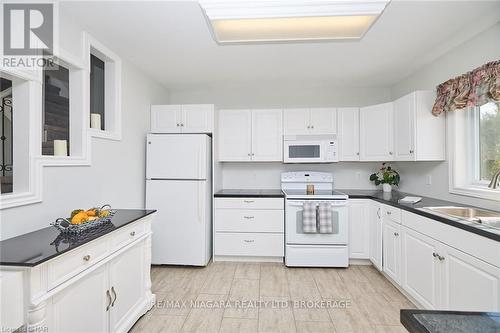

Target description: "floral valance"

left=432, top=60, right=500, bottom=116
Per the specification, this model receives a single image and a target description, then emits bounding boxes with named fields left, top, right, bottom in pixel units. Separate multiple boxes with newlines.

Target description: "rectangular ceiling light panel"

left=199, top=0, right=390, bottom=43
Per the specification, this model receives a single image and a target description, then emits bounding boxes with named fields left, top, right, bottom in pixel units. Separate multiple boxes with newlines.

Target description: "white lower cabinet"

left=401, top=226, right=440, bottom=309
left=348, top=199, right=370, bottom=259
left=369, top=202, right=383, bottom=271
left=214, top=197, right=284, bottom=261
left=383, top=219, right=402, bottom=284
left=400, top=222, right=500, bottom=311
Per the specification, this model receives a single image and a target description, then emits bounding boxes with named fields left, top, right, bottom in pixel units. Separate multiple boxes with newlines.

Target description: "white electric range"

left=281, top=171, right=349, bottom=267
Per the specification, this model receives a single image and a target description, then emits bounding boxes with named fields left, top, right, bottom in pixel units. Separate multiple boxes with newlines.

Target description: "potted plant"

left=370, top=163, right=400, bottom=192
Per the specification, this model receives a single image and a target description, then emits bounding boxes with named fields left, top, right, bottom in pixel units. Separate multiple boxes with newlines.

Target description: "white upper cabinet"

left=150, top=105, right=181, bottom=133
left=360, top=102, right=394, bottom=161
left=251, top=109, right=283, bottom=161
left=394, top=91, right=445, bottom=161
left=182, top=104, right=214, bottom=134
left=219, top=109, right=283, bottom=162
left=338, top=107, right=360, bottom=161
left=284, top=108, right=337, bottom=135
left=150, top=104, right=214, bottom=133
left=218, top=109, right=252, bottom=161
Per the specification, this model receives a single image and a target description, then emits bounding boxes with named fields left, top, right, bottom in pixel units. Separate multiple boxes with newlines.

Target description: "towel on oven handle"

left=318, top=202, right=333, bottom=234
left=302, top=202, right=317, bottom=233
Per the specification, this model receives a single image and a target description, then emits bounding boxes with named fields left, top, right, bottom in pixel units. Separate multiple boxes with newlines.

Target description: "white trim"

left=84, top=32, right=122, bottom=141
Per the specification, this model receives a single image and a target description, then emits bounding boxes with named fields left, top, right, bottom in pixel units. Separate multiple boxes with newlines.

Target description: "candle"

left=53, top=140, right=68, bottom=156
left=91, top=113, right=102, bottom=130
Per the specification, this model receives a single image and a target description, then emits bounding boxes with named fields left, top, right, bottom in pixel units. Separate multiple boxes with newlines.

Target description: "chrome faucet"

left=489, top=169, right=500, bottom=189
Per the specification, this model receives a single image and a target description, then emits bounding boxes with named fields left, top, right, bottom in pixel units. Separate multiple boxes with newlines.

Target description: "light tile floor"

left=130, top=262, right=414, bottom=333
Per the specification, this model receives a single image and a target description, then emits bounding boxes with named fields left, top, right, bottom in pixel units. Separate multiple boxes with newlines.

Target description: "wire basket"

left=51, top=205, right=116, bottom=235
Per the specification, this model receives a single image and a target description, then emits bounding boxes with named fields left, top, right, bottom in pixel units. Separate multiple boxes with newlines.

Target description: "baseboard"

left=213, top=255, right=284, bottom=263
left=349, top=259, right=372, bottom=265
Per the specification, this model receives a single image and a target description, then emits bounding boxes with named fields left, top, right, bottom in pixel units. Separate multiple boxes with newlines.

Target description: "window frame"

left=448, top=104, right=500, bottom=202
left=85, top=33, right=122, bottom=141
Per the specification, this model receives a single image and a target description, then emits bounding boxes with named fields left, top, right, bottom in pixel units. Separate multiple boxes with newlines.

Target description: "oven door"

left=286, top=200, right=348, bottom=245
left=284, top=140, right=324, bottom=163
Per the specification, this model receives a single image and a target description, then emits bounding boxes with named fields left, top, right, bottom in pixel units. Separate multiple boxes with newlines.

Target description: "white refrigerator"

left=145, top=134, right=212, bottom=266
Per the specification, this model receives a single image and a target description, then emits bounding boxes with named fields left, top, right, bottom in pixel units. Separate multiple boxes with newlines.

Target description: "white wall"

left=391, top=22, right=500, bottom=211
left=0, top=9, right=169, bottom=240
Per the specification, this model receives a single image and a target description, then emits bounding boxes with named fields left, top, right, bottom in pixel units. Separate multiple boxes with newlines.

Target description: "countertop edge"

left=0, top=209, right=157, bottom=268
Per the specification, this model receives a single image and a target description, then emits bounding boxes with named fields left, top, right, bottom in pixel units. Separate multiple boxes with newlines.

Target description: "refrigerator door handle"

left=198, top=140, right=203, bottom=180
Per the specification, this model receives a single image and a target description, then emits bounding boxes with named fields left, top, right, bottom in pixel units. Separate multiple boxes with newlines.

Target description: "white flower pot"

left=382, top=184, right=392, bottom=193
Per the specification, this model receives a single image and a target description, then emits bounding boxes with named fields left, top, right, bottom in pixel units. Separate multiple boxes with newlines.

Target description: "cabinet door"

left=360, top=102, right=394, bottom=161
left=440, top=243, right=500, bottom=311
left=383, top=219, right=401, bottom=284
left=251, top=109, right=283, bottom=161
left=150, top=105, right=182, bottom=133
left=348, top=200, right=370, bottom=259
left=218, top=109, right=252, bottom=161
left=182, top=104, right=214, bottom=133
left=309, top=108, right=337, bottom=134
left=369, top=202, right=383, bottom=271
left=50, top=265, right=109, bottom=333
left=283, top=108, right=310, bottom=135
left=338, top=108, right=360, bottom=161
left=394, top=94, right=416, bottom=161
left=401, top=227, right=440, bottom=309
left=109, top=241, right=145, bottom=332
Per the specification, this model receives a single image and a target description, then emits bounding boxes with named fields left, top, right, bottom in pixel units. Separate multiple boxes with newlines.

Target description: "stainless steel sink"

left=423, top=206, right=500, bottom=230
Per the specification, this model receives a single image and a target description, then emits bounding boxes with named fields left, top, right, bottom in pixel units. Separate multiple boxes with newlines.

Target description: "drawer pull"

left=243, top=239, right=255, bottom=243
left=83, top=255, right=91, bottom=262
left=243, top=200, right=255, bottom=203
left=111, top=286, right=117, bottom=306
left=243, top=216, right=255, bottom=220
left=387, top=211, right=392, bottom=215
left=130, top=231, right=136, bottom=237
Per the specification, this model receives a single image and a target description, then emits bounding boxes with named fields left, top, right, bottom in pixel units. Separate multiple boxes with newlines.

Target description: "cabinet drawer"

left=215, top=233, right=284, bottom=257
left=383, top=205, right=402, bottom=224
left=112, top=221, right=147, bottom=249
left=215, top=198, right=283, bottom=210
left=216, top=209, right=284, bottom=233
left=47, top=238, right=109, bottom=290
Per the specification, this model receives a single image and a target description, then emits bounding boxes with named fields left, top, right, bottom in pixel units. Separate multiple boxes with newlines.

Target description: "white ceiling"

left=62, top=1, right=500, bottom=90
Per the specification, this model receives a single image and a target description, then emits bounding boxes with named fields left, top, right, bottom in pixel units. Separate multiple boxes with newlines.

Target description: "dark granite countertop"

left=338, top=189, right=500, bottom=242
left=401, top=309, right=500, bottom=333
left=214, top=189, right=285, bottom=198
left=0, top=209, right=156, bottom=267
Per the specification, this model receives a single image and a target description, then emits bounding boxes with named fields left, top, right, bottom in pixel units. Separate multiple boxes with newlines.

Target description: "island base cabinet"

left=50, top=265, right=109, bottom=333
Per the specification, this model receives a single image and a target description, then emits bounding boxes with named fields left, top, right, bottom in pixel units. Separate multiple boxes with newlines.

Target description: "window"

left=1, top=77, right=13, bottom=194
left=448, top=102, right=500, bottom=201
left=86, top=33, right=122, bottom=140
left=90, top=54, right=105, bottom=130
left=42, top=64, right=70, bottom=156
left=475, top=102, right=500, bottom=183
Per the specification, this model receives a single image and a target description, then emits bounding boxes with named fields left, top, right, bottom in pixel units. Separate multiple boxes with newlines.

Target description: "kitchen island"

left=0, top=209, right=156, bottom=333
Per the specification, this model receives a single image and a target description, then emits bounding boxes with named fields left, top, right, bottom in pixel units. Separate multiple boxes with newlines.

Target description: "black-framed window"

left=90, top=54, right=105, bottom=130
left=1, top=77, right=13, bottom=193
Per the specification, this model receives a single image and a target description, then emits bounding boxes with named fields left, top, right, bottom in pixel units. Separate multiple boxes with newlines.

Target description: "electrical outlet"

left=426, top=175, right=432, bottom=185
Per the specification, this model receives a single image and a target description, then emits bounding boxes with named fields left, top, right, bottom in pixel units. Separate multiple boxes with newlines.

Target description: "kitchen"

left=1, top=1, right=500, bottom=332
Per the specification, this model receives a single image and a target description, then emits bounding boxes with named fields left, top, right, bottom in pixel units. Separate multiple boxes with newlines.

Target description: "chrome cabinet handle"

left=377, top=208, right=381, bottom=219
left=438, top=255, right=445, bottom=261
left=307, top=125, right=311, bottom=129
left=111, top=286, right=117, bottom=307
left=244, top=239, right=255, bottom=243
left=83, top=255, right=91, bottom=262
left=181, top=123, right=184, bottom=127
left=410, top=150, right=414, bottom=154
left=356, top=152, right=360, bottom=156
left=394, top=232, right=399, bottom=237
left=311, top=125, right=314, bottom=129
left=243, top=216, right=255, bottom=219
left=130, top=231, right=136, bottom=237
left=176, top=123, right=180, bottom=127
left=106, top=290, right=112, bottom=311
left=432, top=252, right=438, bottom=258
left=248, top=153, right=251, bottom=156
left=387, top=211, right=392, bottom=215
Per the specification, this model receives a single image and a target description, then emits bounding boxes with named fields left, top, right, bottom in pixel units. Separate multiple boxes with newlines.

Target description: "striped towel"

left=302, top=202, right=317, bottom=233
left=318, top=202, right=333, bottom=234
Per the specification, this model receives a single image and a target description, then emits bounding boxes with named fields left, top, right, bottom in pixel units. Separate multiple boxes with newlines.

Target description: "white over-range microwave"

left=283, top=135, right=338, bottom=163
